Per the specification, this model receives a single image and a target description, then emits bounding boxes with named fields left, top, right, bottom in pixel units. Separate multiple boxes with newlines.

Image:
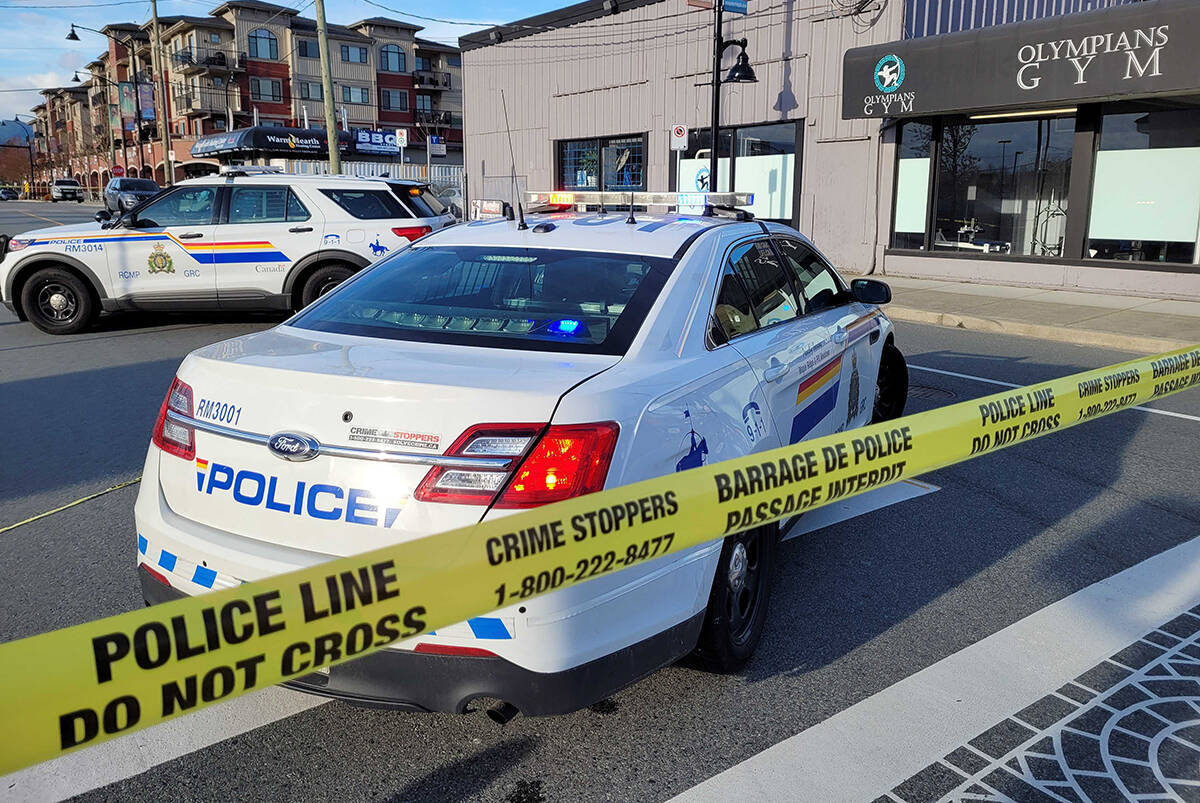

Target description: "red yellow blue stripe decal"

left=845, top=309, right=883, bottom=345
left=790, top=355, right=842, bottom=443
left=27, top=232, right=289, bottom=264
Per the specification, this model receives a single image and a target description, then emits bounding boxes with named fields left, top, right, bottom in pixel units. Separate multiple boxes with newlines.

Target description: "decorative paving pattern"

left=880, top=605, right=1200, bottom=803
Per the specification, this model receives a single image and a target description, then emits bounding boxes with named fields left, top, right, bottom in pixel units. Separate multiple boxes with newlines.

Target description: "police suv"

left=0, top=168, right=455, bottom=334
left=134, top=190, right=908, bottom=720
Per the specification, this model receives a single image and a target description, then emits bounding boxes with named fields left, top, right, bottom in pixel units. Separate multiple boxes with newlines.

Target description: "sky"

left=0, top=0, right=563, bottom=121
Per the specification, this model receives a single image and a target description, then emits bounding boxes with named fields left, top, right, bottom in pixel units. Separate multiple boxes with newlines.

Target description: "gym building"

left=460, top=0, right=1200, bottom=299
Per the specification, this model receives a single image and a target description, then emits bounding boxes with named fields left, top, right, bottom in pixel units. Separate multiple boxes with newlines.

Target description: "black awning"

left=191, top=126, right=352, bottom=158
left=841, top=0, right=1200, bottom=120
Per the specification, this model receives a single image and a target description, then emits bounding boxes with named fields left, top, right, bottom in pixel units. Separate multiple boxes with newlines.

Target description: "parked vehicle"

left=49, top=179, right=84, bottom=203
left=104, top=177, right=161, bottom=213
left=133, top=189, right=909, bottom=718
left=1, top=167, right=455, bottom=334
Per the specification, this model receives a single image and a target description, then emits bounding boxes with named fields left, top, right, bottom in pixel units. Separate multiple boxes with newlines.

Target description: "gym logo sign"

left=873, top=54, right=905, bottom=92
left=147, top=243, right=175, bottom=274
left=862, top=53, right=916, bottom=117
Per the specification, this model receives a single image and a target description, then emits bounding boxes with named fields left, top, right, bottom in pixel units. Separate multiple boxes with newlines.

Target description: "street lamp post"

left=707, top=0, right=757, bottom=194
left=69, top=24, right=150, bottom=176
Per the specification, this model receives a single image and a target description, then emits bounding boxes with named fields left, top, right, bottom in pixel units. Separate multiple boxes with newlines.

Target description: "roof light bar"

left=524, top=191, right=754, bottom=208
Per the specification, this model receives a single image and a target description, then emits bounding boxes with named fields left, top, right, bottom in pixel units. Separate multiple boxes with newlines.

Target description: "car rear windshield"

left=320, top=188, right=411, bottom=219
left=390, top=184, right=447, bottom=217
left=289, top=246, right=675, bottom=355
left=123, top=179, right=159, bottom=192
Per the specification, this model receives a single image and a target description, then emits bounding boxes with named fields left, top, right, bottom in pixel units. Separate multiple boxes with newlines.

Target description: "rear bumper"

left=138, top=564, right=703, bottom=715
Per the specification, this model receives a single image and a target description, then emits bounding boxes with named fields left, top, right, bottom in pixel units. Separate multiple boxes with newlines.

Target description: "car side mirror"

left=850, top=278, right=891, bottom=305
left=94, top=210, right=112, bottom=224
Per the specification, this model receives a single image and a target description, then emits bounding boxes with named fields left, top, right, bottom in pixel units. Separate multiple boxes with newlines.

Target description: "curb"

left=886, top=306, right=1192, bottom=354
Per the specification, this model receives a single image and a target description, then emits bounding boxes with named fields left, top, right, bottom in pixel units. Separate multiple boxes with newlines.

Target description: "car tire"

left=691, top=524, right=776, bottom=673
left=51, top=197, right=58, bottom=203
left=299, top=263, right=354, bottom=308
left=20, top=266, right=96, bottom=335
left=871, top=341, right=908, bottom=423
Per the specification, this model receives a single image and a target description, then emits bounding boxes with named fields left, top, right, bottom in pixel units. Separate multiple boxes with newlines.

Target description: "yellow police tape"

left=2, top=345, right=1199, bottom=774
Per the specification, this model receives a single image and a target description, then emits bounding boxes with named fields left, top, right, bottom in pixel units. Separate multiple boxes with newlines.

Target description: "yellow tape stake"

left=2, top=345, right=1199, bottom=774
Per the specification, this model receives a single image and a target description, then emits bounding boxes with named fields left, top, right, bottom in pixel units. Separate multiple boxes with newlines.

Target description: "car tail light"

left=413, top=643, right=497, bottom=658
left=494, top=423, right=619, bottom=509
left=414, top=421, right=619, bottom=509
left=414, top=423, right=543, bottom=505
left=392, top=225, right=432, bottom=242
left=152, top=377, right=195, bottom=460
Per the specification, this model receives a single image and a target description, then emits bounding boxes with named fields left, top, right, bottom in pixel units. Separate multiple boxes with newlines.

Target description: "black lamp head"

left=724, top=48, right=758, bottom=84
left=66, top=25, right=80, bottom=41
left=71, top=72, right=82, bottom=83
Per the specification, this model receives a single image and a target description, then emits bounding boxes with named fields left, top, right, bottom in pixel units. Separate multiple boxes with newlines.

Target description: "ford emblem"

left=267, top=432, right=320, bottom=462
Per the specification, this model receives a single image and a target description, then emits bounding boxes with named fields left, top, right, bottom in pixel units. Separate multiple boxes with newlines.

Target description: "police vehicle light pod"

left=151, top=377, right=196, bottom=461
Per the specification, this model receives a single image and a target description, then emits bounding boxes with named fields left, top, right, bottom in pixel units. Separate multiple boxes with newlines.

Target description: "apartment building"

left=32, top=0, right=463, bottom=192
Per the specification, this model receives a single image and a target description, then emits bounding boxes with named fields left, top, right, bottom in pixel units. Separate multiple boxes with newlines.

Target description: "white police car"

left=0, top=168, right=455, bottom=335
left=134, top=190, right=908, bottom=719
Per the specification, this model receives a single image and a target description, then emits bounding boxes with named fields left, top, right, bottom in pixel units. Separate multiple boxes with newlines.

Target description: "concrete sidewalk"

left=868, top=275, right=1200, bottom=352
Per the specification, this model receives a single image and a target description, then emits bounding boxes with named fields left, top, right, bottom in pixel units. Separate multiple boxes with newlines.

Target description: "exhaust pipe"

left=486, top=701, right=520, bottom=725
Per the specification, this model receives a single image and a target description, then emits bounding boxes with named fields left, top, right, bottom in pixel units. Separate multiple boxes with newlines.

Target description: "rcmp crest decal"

left=147, top=243, right=175, bottom=274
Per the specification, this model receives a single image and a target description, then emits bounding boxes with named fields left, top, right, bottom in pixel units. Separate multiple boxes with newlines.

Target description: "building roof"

left=414, top=37, right=459, bottom=53
left=209, top=0, right=298, bottom=17
left=351, top=16, right=423, bottom=32
left=163, top=15, right=235, bottom=34
left=459, top=0, right=662, bottom=51
left=289, top=16, right=372, bottom=42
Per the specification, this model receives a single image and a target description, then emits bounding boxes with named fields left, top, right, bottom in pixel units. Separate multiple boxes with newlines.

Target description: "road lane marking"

left=0, top=478, right=140, bottom=536
left=672, top=532, right=1200, bottom=802
left=0, top=688, right=327, bottom=801
left=910, top=364, right=1200, bottom=423
left=10, top=209, right=70, bottom=226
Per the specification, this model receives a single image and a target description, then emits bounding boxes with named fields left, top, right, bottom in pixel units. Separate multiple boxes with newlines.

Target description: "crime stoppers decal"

left=0, top=345, right=1198, bottom=773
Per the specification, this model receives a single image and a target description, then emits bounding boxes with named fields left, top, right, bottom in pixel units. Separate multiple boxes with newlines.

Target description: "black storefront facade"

left=843, top=0, right=1200, bottom=297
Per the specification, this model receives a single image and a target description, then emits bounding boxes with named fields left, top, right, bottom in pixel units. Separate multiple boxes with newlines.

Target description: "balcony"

left=177, top=91, right=239, bottom=116
left=415, top=110, right=452, bottom=127
left=171, top=47, right=245, bottom=74
left=413, top=70, right=451, bottom=90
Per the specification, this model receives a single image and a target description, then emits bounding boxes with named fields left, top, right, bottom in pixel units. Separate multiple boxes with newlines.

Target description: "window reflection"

left=933, top=117, right=1073, bottom=257
left=1087, top=106, right=1200, bottom=264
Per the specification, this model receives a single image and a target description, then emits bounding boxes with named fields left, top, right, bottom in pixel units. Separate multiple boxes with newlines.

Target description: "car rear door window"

left=228, top=186, right=309, bottom=224
left=774, top=238, right=844, bottom=313
left=320, top=188, right=411, bottom=219
left=727, top=239, right=800, bottom=327
left=712, top=263, right=758, bottom=343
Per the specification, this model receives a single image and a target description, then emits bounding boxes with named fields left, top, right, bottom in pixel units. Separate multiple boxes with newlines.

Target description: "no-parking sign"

left=670, top=124, right=688, bottom=151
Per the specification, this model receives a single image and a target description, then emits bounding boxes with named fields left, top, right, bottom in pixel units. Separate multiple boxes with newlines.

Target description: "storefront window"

left=933, top=116, right=1073, bottom=257
left=892, top=122, right=932, bottom=249
left=734, top=123, right=795, bottom=221
left=678, top=128, right=732, bottom=194
left=558, top=135, right=647, bottom=194
left=1087, top=106, right=1200, bottom=264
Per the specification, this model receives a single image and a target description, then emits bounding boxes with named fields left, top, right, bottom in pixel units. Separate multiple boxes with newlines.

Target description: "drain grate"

left=907, top=384, right=955, bottom=400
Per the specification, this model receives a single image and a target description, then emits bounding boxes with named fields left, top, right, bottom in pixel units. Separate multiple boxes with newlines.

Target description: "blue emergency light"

left=550, top=319, right=582, bottom=335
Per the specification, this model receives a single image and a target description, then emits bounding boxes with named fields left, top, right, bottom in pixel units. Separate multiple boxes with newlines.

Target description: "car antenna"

left=500, top=90, right=527, bottom=231
left=625, top=191, right=636, bottom=224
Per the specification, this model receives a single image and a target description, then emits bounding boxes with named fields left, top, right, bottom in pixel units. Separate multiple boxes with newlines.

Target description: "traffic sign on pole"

left=670, top=124, right=689, bottom=151
left=723, top=0, right=748, bottom=13
left=396, top=128, right=408, bottom=148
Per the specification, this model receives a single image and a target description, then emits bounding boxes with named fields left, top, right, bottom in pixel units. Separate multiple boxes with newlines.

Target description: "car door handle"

left=832, top=328, right=848, bottom=345
left=289, top=226, right=313, bottom=233
left=763, top=364, right=788, bottom=383
left=177, top=232, right=204, bottom=239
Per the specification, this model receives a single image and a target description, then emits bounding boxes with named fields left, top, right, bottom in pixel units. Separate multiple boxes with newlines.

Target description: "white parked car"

left=0, top=168, right=456, bottom=334
left=49, top=178, right=85, bottom=202
left=133, top=191, right=908, bottom=720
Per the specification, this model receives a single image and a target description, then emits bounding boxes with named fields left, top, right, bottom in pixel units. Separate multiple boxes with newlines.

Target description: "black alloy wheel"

left=692, top=524, right=776, bottom=673
left=20, top=267, right=96, bottom=335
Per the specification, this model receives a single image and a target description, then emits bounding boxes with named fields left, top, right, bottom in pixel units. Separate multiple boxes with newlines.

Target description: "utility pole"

left=312, top=0, right=340, bottom=173
left=127, top=38, right=147, bottom=175
left=147, top=0, right=173, bottom=185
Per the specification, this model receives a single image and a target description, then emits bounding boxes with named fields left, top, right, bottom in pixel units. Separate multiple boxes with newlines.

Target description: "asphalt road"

left=0, top=241, right=1198, bottom=801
